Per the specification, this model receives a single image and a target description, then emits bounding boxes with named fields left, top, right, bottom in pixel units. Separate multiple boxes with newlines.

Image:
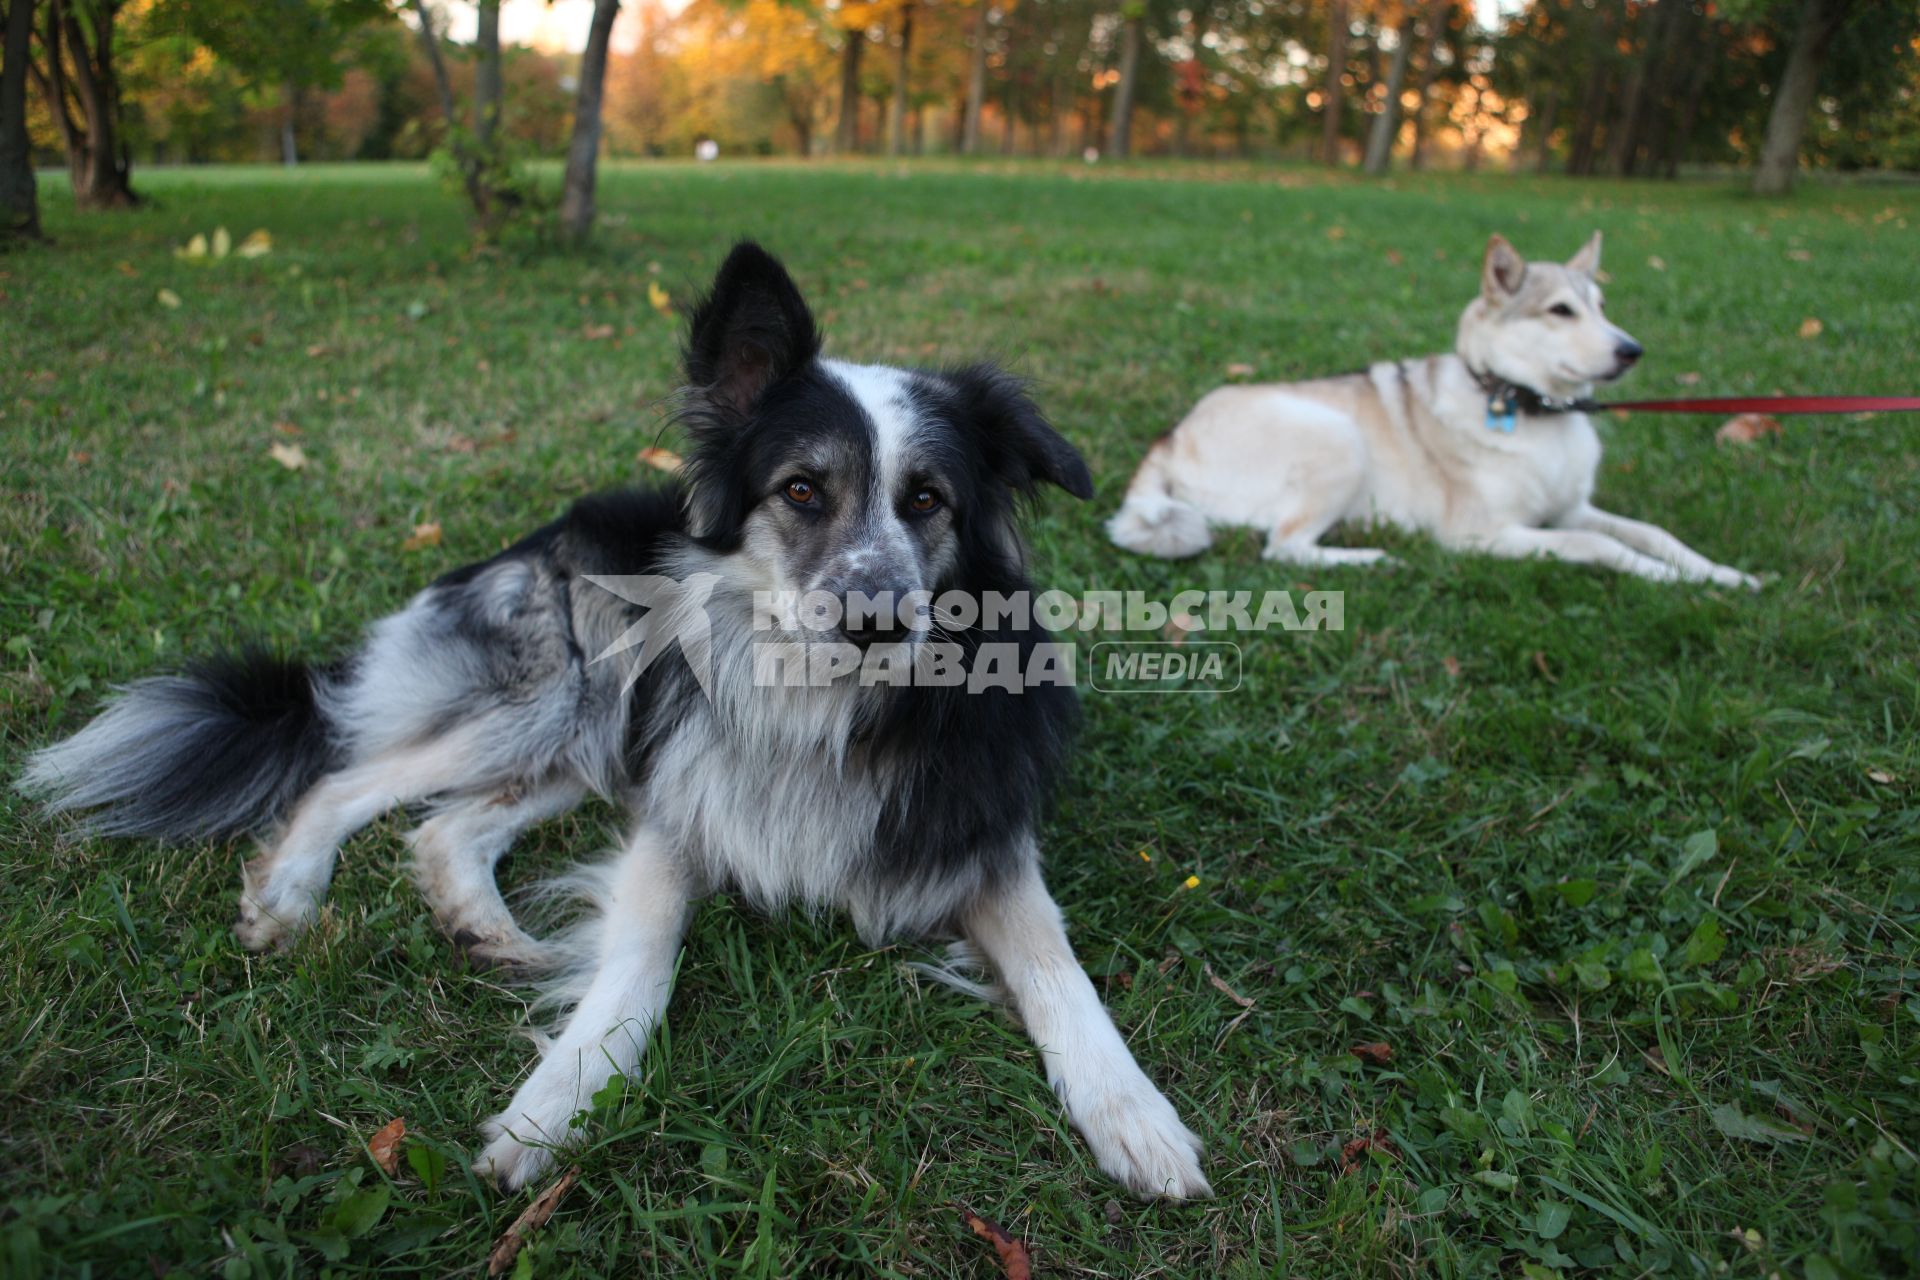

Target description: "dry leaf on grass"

left=1224, top=362, right=1257, bottom=378
left=487, top=1166, right=580, bottom=1277
left=157, top=288, right=183, bottom=309
left=367, top=1117, right=405, bottom=1176
left=1163, top=613, right=1200, bottom=646
left=581, top=322, right=615, bottom=341
left=402, top=522, right=443, bottom=551
left=1647, top=255, right=1667, bottom=272
left=1532, top=650, right=1556, bottom=683
left=1203, top=962, right=1255, bottom=1009
left=237, top=228, right=273, bottom=258
left=954, top=1203, right=1033, bottom=1280
left=1340, top=1128, right=1401, bottom=1174
left=1350, top=1041, right=1394, bottom=1066
left=1716, top=413, right=1783, bottom=447
left=648, top=280, right=674, bottom=316
left=1798, top=316, right=1823, bottom=339
left=1866, top=769, right=1896, bottom=784
left=638, top=446, right=683, bottom=473
left=268, top=442, right=308, bottom=470
left=1442, top=655, right=1462, bottom=679
left=1675, top=371, right=1703, bottom=387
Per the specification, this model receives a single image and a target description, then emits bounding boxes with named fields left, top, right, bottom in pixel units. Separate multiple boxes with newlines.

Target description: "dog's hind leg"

left=476, top=822, right=695, bottom=1190
left=961, top=858, right=1210, bottom=1200
left=406, top=778, right=588, bottom=969
left=235, top=733, right=490, bottom=951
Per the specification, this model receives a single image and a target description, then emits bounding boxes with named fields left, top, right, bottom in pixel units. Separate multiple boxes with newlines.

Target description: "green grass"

left=3, top=158, right=1918, bottom=1278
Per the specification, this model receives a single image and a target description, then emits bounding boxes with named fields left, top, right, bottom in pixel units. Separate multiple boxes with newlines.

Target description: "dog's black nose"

left=1614, top=340, right=1643, bottom=366
left=837, top=586, right=912, bottom=649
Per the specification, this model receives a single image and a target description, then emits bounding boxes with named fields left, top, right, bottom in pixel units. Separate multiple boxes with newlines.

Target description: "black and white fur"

left=22, top=243, right=1210, bottom=1200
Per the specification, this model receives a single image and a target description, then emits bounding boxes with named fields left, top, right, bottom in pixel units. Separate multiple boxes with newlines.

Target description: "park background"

left=4, top=2, right=1920, bottom=1279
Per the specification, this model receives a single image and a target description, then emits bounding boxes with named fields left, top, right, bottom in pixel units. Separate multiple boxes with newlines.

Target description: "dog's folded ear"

left=947, top=365, right=1094, bottom=500
left=685, top=241, right=822, bottom=417
left=1566, top=230, right=1603, bottom=277
left=1482, top=234, right=1527, bottom=301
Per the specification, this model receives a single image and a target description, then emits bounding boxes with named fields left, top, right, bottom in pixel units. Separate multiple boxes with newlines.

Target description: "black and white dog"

left=23, top=243, right=1210, bottom=1199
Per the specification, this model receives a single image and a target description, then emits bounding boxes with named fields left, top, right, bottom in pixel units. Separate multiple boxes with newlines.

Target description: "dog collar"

left=1469, top=367, right=1598, bottom=430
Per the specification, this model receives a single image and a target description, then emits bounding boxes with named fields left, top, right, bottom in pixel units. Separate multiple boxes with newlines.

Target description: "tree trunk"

left=1407, top=0, right=1447, bottom=169
left=888, top=2, right=913, bottom=156
left=962, top=0, right=988, bottom=155
left=408, top=0, right=489, bottom=215
left=1321, top=0, right=1348, bottom=165
left=1107, top=12, right=1142, bottom=158
left=2, top=0, right=42, bottom=241
left=1753, top=0, right=1851, bottom=195
left=558, top=0, right=619, bottom=242
left=837, top=24, right=863, bottom=152
left=40, top=0, right=136, bottom=208
left=1566, top=64, right=1610, bottom=176
left=474, top=0, right=502, bottom=148
left=1362, top=16, right=1414, bottom=174
left=281, top=83, right=299, bottom=165
left=1531, top=84, right=1560, bottom=173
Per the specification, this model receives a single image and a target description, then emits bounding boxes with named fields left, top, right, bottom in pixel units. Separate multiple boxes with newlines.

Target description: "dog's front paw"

left=1069, top=1079, right=1211, bottom=1200
left=234, top=854, right=320, bottom=951
left=1712, top=565, right=1763, bottom=591
left=474, top=1117, right=559, bottom=1191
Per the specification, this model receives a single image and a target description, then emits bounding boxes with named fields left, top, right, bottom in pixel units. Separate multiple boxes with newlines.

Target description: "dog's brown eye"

left=785, top=479, right=816, bottom=505
left=909, top=489, right=940, bottom=514
left=1549, top=303, right=1576, bottom=318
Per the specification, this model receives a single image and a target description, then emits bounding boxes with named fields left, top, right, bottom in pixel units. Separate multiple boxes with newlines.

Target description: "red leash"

left=1596, top=395, right=1920, bottom=415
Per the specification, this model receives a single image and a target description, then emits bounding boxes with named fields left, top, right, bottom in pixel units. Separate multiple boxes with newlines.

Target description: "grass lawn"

left=3, top=159, right=1918, bottom=1279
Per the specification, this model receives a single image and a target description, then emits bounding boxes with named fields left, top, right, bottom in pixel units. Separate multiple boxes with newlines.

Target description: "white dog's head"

left=1455, top=232, right=1643, bottom=399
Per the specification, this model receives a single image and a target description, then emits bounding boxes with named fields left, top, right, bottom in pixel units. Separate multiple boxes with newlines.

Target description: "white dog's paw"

left=1069, top=1079, right=1211, bottom=1200
left=1716, top=565, right=1763, bottom=591
left=234, top=855, right=320, bottom=951
left=473, top=1117, right=561, bottom=1191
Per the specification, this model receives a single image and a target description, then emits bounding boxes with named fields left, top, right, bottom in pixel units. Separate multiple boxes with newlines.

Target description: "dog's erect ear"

left=684, top=241, right=821, bottom=417
left=1482, top=234, right=1527, bottom=301
left=1566, top=230, right=1603, bottom=277
left=949, top=366, right=1093, bottom=501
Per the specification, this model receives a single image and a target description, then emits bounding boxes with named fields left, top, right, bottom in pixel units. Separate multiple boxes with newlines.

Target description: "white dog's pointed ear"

left=1567, top=230, right=1603, bottom=277
left=1482, top=234, right=1526, bottom=301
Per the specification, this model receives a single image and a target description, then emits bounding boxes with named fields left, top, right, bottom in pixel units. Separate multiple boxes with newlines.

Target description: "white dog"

left=1108, top=233, right=1760, bottom=588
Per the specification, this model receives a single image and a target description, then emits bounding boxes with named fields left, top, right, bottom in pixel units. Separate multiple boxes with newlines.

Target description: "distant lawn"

left=3, top=160, right=1917, bottom=1278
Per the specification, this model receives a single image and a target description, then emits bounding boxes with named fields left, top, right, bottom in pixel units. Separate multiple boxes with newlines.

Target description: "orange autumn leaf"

left=954, top=1203, right=1033, bottom=1280
left=402, top=522, right=443, bottom=551
left=268, top=442, right=308, bottom=470
left=638, top=446, right=683, bottom=474
left=1716, top=414, right=1783, bottom=447
left=1340, top=1128, right=1401, bottom=1174
left=487, top=1166, right=580, bottom=1277
left=1224, top=362, right=1256, bottom=378
left=1350, top=1041, right=1394, bottom=1066
left=367, top=1117, right=405, bottom=1176
left=1797, top=317, right=1823, bottom=339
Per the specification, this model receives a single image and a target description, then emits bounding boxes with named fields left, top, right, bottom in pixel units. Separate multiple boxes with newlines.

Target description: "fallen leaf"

left=1798, top=316, right=1823, bottom=339
left=367, top=1117, right=406, bottom=1176
left=1350, top=1041, right=1394, bottom=1066
left=1203, top=962, right=1255, bottom=1009
left=157, top=288, right=183, bottom=309
left=1326, top=224, right=1347, bottom=240
left=178, top=233, right=208, bottom=260
left=1786, top=248, right=1811, bottom=262
left=1340, top=1128, right=1401, bottom=1174
left=1164, top=613, right=1200, bottom=646
left=115, top=260, right=139, bottom=277
left=273, top=420, right=301, bottom=436
left=1647, top=255, right=1667, bottom=271
left=268, top=442, right=308, bottom=470
left=954, top=1203, right=1033, bottom=1280
left=1716, top=413, right=1783, bottom=447
left=487, top=1166, right=579, bottom=1277
left=237, top=228, right=273, bottom=258
left=211, top=226, right=232, bottom=259
left=638, top=446, right=683, bottom=474
left=402, top=522, right=443, bottom=551
left=305, top=343, right=330, bottom=358
left=1442, top=655, right=1462, bottom=678
left=580, top=322, right=615, bottom=341
left=68, top=450, right=91, bottom=465
left=1675, top=371, right=1703, bottom=387
left=1532, top=650, right=1556, bottom=683
left=648, top=280, right=673, bottom=316
left=1384, top=248, right=1403, bottom=266
left=1867, top=768, right=1896, bottom=784
left=1224, top=362, right=1256, bottom=378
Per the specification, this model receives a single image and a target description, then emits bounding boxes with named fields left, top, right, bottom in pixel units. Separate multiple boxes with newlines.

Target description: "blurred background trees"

left=5, top=0, right=1917, bottom=244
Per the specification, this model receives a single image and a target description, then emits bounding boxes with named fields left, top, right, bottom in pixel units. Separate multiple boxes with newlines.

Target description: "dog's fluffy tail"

left=20, top=649, right=336, bottom=840
left=1106, top=441, right=1211, bottom=559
